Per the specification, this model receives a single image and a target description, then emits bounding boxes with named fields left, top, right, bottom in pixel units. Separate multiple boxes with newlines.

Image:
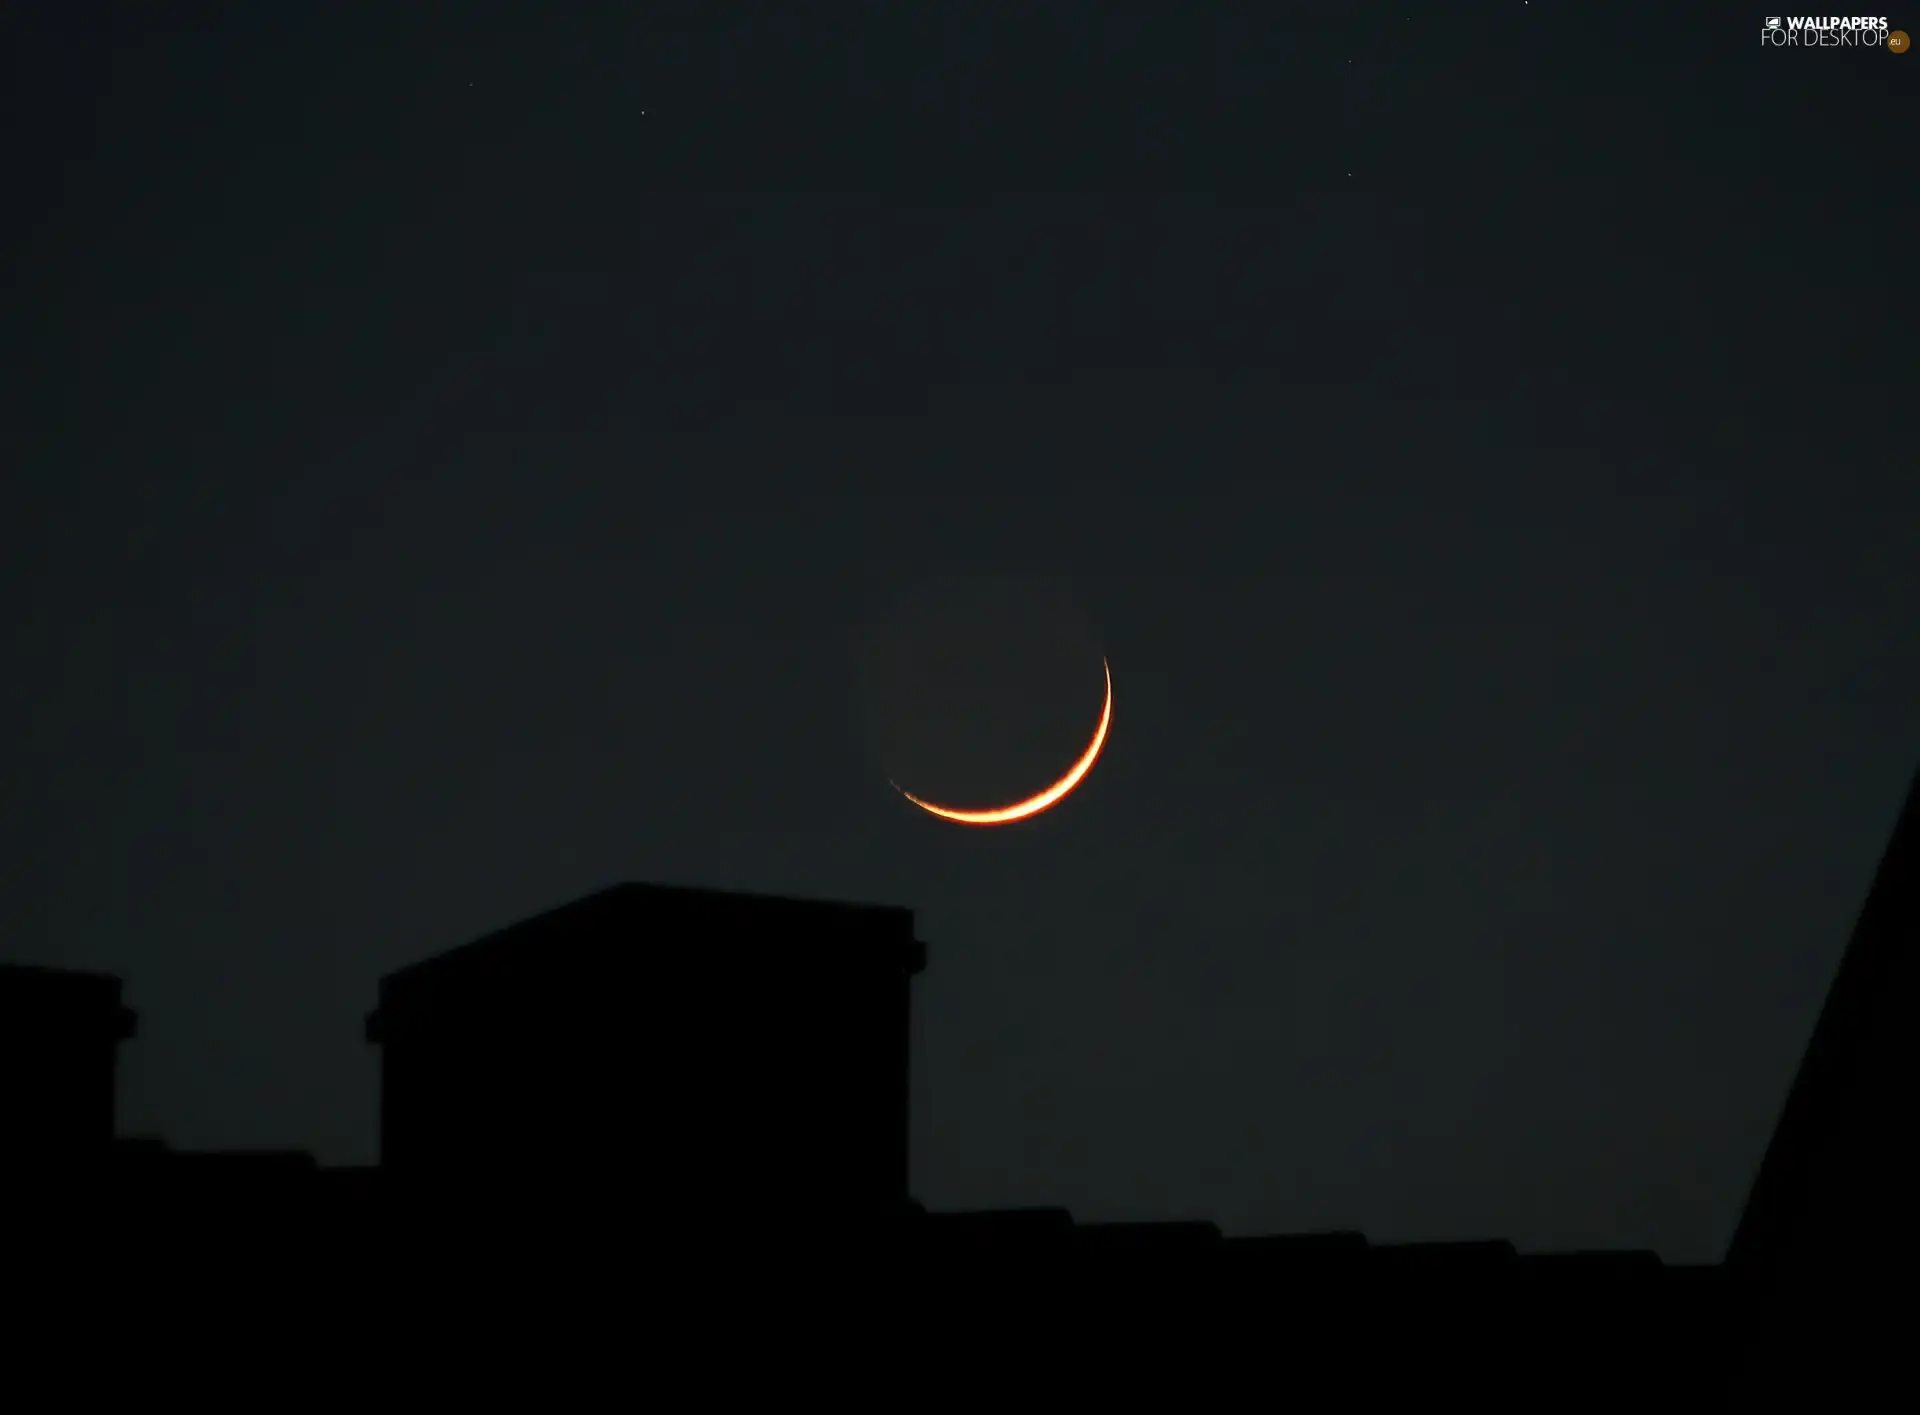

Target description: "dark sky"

left=3, top=4, right=1913, bottom=1261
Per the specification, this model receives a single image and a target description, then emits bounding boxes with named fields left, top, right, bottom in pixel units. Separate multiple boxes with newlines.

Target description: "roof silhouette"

left=7, top=761, right=1916, bottom=1299
left=1728, top=766, right=1919, bottom=1278
left=369, top=880, right=924, bottom=1031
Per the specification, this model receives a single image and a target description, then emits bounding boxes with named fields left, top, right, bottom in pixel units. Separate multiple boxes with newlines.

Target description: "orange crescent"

left=890, top=659, right=1112, bottom=826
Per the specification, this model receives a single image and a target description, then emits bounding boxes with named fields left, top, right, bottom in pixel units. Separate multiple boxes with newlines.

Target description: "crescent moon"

left=890, top=658, right=1112, bottom=826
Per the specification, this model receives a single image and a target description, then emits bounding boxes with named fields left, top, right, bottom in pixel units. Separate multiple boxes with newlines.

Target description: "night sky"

left=3, top=4, right=1913, bottom=1262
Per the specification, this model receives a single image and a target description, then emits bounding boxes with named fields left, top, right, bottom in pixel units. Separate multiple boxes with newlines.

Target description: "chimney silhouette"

left=0, top=964, right=138, bottom=1170
left=365, top=883, right=927, bottom=1226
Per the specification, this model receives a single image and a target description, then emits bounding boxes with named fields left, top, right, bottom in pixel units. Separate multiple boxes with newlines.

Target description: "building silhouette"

left=0, top=962, right=136, bottom=1172
left=4, top=763, right=1915, bottom=1291
left=363, top=882, right=926, bottom=1226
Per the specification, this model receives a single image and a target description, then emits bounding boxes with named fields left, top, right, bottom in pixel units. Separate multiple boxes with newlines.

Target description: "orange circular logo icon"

left=1891, top=29, right=1911, bottom=51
